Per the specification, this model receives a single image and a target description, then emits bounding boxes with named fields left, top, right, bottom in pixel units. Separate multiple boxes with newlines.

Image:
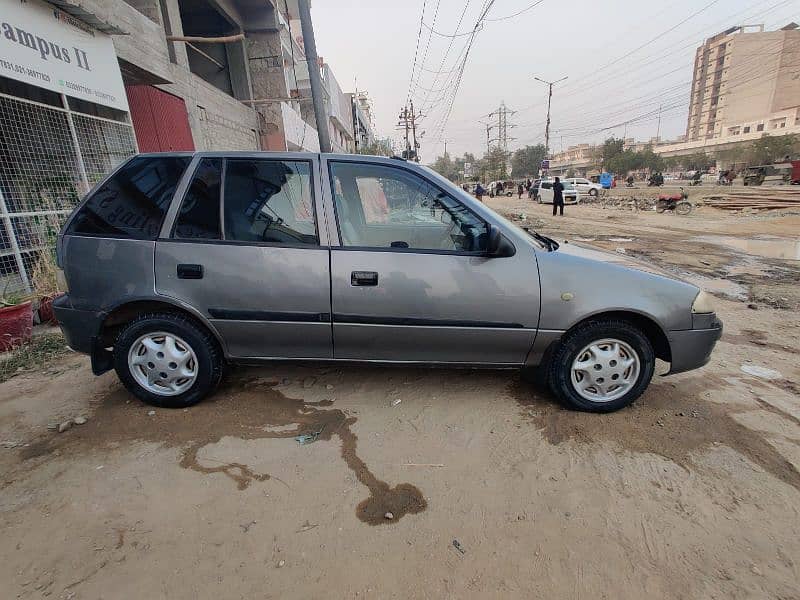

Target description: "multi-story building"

left=686, top=23, right=800, bottom=142
left=550, top=144, right=595, bottom=175
left=347, top=91, right=376, bottom=152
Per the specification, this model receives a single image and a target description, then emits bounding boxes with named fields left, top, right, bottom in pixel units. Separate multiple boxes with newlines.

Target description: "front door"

left=325, top=159, right=539, bottom=364
left=155, top=154, right=332, bottom=359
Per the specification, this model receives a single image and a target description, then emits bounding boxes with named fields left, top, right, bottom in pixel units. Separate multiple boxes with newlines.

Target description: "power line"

left=485, top=0, right=546, bottom=21
left=406, top=0, right=428, bottom=104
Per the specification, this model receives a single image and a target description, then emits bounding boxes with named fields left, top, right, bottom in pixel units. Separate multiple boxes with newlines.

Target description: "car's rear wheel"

left=114, top=313, right=222, bottom=408
left=547, top=319, right=655, bottom=412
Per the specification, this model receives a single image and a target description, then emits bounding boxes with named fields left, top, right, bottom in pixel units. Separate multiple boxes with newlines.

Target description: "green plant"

left=31, top=248, right=62, bottom=298
left=0, top=332, right=70, bottom=383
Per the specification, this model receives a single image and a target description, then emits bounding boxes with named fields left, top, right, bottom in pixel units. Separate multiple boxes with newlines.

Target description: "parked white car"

left=565, top=177, right=603, bottom=197
left=537, top=179, right=580, bottom=204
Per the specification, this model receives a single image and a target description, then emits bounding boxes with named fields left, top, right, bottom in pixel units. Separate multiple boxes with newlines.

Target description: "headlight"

left=692, top=290, right=715, bottom=314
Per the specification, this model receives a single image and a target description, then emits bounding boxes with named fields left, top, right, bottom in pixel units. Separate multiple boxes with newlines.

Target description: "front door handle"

left=351, top=271, right=378, bottom=286
left=177, top=264, right=203, bottom=279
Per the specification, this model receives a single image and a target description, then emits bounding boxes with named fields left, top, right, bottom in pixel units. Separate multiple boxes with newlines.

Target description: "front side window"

left=67, top=156, right=191, bottom=239
left=223, top=159, right=317, bottom=245
left=173, top=158, right=222, bottom=239
left=330, top=162, right=487, bottom=252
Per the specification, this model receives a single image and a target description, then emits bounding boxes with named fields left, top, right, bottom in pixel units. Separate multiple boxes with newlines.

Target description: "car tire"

left=113, top=312, right=223, bottom=408
left=589, top=188, right=598, bottom=197
left=547, top=319, right=655, bottom=413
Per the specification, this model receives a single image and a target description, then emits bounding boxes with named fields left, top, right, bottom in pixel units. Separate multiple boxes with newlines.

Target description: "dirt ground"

left=1, top=199, right=799, bottom=599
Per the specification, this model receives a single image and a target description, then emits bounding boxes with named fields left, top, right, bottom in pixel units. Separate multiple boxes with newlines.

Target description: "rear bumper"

left=52, top=295, right=104, bottom=354
left=665, top=316, right=723, bottom=375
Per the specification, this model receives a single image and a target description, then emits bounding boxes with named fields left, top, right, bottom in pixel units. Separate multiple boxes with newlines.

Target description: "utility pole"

left=397, top=104, right=420, bottom=161
left=410, top=100, right=419, bottom=161
left=534, top=75, right=567, bottom=157
left=298, top=0, right=331, bottom=152
left=398, top=106, right=410, bottom=156
left=656, top=103, right=662, bottom=142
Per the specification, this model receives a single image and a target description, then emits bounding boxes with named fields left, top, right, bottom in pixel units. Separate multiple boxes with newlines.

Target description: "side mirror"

left=486, top=225, right=515, bottom=258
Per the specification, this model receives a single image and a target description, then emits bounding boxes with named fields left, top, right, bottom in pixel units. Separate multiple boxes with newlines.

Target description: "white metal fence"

left=0, top=92, right=136, bottom=293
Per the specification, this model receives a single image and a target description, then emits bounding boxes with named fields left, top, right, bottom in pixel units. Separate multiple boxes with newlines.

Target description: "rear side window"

left=173, top=158, right=222, bottom=239
left=223, top=159, right=317, bottom=245
left=67, top=156, right=191, bottom=240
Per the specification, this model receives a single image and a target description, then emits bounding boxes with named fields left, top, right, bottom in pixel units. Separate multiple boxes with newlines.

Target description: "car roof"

left=133, top=150, right=414, bottom=166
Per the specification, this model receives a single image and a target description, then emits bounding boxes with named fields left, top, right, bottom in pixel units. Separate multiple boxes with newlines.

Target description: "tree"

left=637, top=145, right=664, bottom=173
left=429, top=152, right=458, bottom=181
left=356, top=137, right=394, bottom=157
left=600, top=137, right=625, bottom=167
left=510, top=144, right=546, bottom=177
left=747, top=133, right=799, bottom=165
left=682, top=152, right=711, bottom=171
left=484, top=146, right=509, bottom=181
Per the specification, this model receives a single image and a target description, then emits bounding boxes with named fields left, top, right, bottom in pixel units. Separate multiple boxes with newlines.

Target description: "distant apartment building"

left=686, top=23, right=800, bottom=142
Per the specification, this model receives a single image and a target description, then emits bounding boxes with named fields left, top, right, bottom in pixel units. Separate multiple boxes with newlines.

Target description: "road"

left=1, top=199, right=798, bottom=599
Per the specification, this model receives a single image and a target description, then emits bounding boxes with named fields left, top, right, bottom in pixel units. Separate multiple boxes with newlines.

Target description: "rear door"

left=323, top=158, right=539, bottom=364
left=539, top=181, right=553, bottom=203
left=155, top=153, right=332, bottom=359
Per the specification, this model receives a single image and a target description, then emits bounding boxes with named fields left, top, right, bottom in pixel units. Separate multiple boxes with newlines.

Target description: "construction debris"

left=701, top=187, right=800, bottom=211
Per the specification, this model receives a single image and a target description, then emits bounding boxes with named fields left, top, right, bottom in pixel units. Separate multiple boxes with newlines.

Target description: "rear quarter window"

left=67, top=156, right=191, bottom=240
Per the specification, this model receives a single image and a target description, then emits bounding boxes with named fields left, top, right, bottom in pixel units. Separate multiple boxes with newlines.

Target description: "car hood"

left=556, top=239, right=696, bottom=286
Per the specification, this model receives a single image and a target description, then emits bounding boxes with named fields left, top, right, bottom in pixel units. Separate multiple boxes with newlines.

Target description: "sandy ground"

left=1, top=199, right=799, bottom=599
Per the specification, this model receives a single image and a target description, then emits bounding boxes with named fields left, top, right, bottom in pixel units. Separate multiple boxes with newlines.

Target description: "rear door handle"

left=177, top=264, right=203, bottom=279
left=351, top=271, right=378, bottom=286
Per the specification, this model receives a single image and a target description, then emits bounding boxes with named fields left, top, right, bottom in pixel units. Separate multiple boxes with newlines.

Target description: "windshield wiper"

left=524, top=228, right=559, bottom=251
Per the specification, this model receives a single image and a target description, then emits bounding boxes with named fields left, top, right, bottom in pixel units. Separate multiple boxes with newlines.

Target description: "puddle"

left=678, top=272, right=748, bottom=300
left=694, top=236, right=800, bottom=260
left=19, top=376, right=426, bottom=526
left=510, top=376, right=800, bottom=492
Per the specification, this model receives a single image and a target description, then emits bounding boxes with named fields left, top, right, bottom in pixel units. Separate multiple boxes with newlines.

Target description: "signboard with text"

left=0, top=0, right=128, bottom=111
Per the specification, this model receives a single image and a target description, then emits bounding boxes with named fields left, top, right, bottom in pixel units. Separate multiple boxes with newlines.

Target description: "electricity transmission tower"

left=488, top=101, right=516, bottom=176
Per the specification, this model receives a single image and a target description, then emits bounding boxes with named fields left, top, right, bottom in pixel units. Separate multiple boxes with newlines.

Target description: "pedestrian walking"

left=552, top=176, right=565, bottom=216
left=517, top=183, right=524, bottom=199
left=475, top=182, right=486, bottom=202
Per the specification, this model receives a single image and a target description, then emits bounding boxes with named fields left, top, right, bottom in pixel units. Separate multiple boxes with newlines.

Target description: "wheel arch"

left=530, top=309, right=671, bottom=369
left=99, top=297, right=227, bottom=356
left=566, top=310, right=671, bottom=362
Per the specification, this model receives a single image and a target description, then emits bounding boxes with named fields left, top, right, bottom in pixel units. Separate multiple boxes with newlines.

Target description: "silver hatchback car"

left=54, top=152, right=721, bottom=412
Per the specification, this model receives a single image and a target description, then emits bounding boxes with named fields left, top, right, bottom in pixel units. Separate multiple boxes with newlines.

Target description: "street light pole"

left=297, top=0, right=331, bottom=153
left=534, top=75, right=567, bottom=158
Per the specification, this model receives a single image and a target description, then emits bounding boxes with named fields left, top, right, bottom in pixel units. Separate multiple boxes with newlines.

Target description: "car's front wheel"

left=114, top=313, right=223, bottom=408
left=589, top=188, right=598, bottom=197
left=547, top=319, right=655, bottom=412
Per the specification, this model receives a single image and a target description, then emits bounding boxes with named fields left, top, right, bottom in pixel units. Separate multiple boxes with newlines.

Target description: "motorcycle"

left=657, top=187, right=692, bottom=215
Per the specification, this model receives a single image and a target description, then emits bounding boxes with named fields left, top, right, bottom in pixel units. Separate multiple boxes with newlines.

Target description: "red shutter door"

left=126, top=85, right=195, bottom=152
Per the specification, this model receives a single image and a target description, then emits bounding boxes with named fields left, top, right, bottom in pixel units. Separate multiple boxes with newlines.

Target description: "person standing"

left=517, top=182, right=524, bottom=199
left=552, top=176, right=565, bottom=216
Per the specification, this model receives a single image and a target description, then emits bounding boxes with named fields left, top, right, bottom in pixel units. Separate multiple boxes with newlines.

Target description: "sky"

left=311, top=0, right=800, bottom=162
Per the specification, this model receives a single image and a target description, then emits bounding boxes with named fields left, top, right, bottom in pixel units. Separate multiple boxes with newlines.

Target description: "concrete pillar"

left=226, top=39, right=253, bottom=102
left=245, top=31, right=289, bottom=150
